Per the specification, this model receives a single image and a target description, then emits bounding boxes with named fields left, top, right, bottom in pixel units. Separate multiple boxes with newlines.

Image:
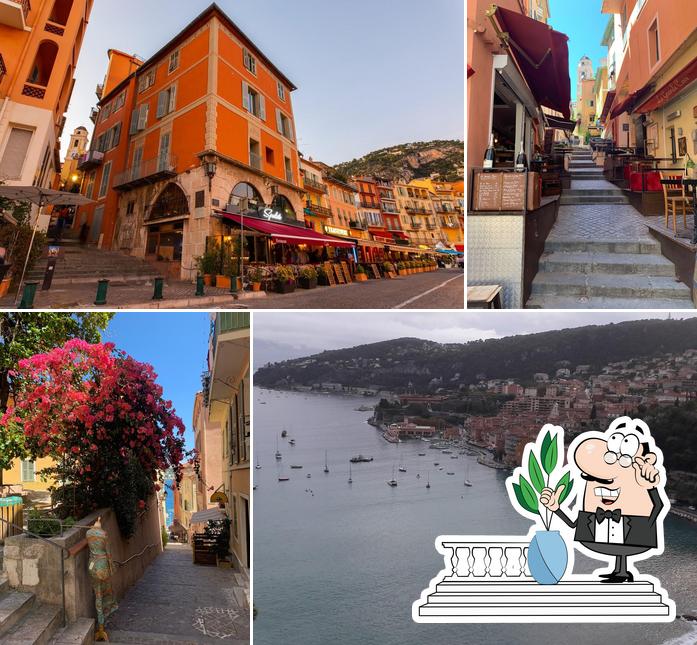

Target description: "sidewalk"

left=106, top=543, right=250, bottom=644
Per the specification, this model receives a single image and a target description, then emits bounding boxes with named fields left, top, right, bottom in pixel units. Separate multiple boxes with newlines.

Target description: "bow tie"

left=595, top=507, right=622, bottom=523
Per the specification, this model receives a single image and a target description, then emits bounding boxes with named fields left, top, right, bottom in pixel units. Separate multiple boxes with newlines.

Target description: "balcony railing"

left=0, top=0, right=30, bottom=29
left=77, top=150, right=104, bottom=171
left=305, top=201, right=332, bottom=218
left=113, top=154, right=178, bottom=191
left=427, top=223, right=437, bottom=230
left=303, top=176, right=327, bottom=193
left=406, top=206, right=432, bottom=215
left=22, top=82, right=46, bottom=100
left=441, top=219, right=459, bottom=229
left=349, top=220, right=367, bottom=231
left=410, top=222, right=423, bottom=230
left=250, top=152, right=262, bottom=171
left=359, top=200, right=379, bottom=209
left=0, top=53, right=6, bottom=83
left=89, top=107, right=99, bottom=123
left=44, top=19, right=64, bottom=35
left=414, top=537, right=674, bottom=621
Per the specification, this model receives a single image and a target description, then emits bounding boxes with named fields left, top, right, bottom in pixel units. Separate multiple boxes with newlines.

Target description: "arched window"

left=229, top=182, right=263, bottom=212
left=27, top=41, right=59, bottom=87
left=49, top=0, right=73, bottom=25
left=148, top=183, right=189, bottom=221
left=272, top=194, right=296, bottom=221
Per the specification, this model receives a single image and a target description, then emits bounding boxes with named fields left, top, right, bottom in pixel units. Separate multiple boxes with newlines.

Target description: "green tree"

left=0, top=313, right=113, bottom=483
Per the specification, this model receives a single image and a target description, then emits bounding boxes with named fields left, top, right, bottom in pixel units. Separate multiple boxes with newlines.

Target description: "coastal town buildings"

left=0, top=0, right=94, bottom=226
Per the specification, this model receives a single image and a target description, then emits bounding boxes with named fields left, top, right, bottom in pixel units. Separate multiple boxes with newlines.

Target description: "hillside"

left=333, top=140, right=464, bottom=182
left=254, top=318, right=697, bottom=391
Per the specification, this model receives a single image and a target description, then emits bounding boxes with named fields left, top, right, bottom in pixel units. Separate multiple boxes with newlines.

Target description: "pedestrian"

left=79, top=221, right=90, bottom=245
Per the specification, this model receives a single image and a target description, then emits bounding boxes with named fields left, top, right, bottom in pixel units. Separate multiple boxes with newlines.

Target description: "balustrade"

left=439, top=539, right=532, bottom=579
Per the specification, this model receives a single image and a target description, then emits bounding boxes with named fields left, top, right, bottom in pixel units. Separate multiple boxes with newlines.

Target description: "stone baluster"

left=441, top=540, right=533, bottom=579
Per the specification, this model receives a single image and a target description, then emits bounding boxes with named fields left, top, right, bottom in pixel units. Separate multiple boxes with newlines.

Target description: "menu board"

left=333, top=264, right=346, bottom=284
left=473, top=172, right=502, bottom=211
left=369, top=264, right=381, bottom=280
left=340, top=261, right=353, bottom=283
left=323, top=262, right=336, bottom=286
left=501, top=173, right=527, bottom=211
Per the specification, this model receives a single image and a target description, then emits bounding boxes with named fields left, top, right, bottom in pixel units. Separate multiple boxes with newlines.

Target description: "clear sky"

left=63, top=0, right=464, bottom=165
left=253, top=312, right=696, bottom=368
left=102, top=313, right=211, bottom=451
left=548, top=0, right=608, bottom=102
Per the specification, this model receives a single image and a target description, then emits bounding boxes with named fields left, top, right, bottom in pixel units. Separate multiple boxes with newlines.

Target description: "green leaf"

left=543, top=433, right=558, bottom=475
left=528, top=452, right=545, bottom=493
left=540, top=430, right=552, bottom=471
left=519, top=476, right=539, bottom=514
left=555, top=471, right=573, bottom=504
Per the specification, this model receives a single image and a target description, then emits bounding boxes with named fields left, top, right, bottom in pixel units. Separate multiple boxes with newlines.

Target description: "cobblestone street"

left=106, top=544, right=250, bottom=644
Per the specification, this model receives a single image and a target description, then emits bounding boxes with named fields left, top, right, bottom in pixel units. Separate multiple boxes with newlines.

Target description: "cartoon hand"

left=633, top=454, right=659, bottom=489
left=540, top=486, right=564, bottom=512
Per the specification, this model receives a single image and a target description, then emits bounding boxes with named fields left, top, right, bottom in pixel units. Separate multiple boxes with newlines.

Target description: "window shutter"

left=168, top=85, right=177, bottom=113
left=288, top=119, right=295, bottom=142
left=138, top=104, right=149, bottom=130
left=276, top=108, right=282, bottom=133
left=157, top=91, right=167, bottom=118
left=129, top=109, right=139, bottom=135
left=112, top=123, right=121, bottom=148
left=242, top=81, right=250, bottom=111
left=104, top=129, right=113, bottom=151
left=259, top=94, right=266, bottom=121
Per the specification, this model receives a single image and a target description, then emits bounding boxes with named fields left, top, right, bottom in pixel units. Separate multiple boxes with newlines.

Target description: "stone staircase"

left=25, top=239, right=161, bottom=287
left=528, top=147, right=694, bottom=308
left=0, top=574, right=94, bottom=644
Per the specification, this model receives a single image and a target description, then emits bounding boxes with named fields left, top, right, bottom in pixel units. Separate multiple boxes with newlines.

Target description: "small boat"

left=281, top=430, right=288, bottom=438
left=290, top=465, right=303, bottom=469
left=275, top=435, right=282, bottom=460
left=464, top=465, right=473, bottom=487
left=433, top=462, right=439, bottom=466
left=464, top=479, right=473, bottom=487
left=398, top=466, right=407, bottom=473
left=450, top=456, right=458, bottom=460
left=350, top=455, right=373, bottom=463
left=324, top=450, right=329, bottom=474
left=418, top=453, right=426, bottom=456
left=289, top=439, right=296, bottom=446
left=253, top=484, right=257, bottom=490
left=348, top=462, right=353, bottom=484
left=447, top=472, right=455, bottom=476
left=259, top=401, right=267, bottom=405
left=278, top=476, right=289, bottom=482
left=255, top=456, right=262, bottom=470
left=442, top=450, right=452, bottom=454
left=387, top=466, right=398, bottom=487
left=307, top=473, right=312, bottom=479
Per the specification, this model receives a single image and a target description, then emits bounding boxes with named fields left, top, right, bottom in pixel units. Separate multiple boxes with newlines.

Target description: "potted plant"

left=355, top=265, right=368, bottom=282
left=248, top=266, right=263, bottom=292
left=273, top=265, right=296, bottom=294
left=383, top=261, right=396, bottom=279
left=397, top=261, right=407, bottom=276
left=298, top=266, right=318, bottom=290
left=196, top=247, right=218, bottom=287
left=507, top=427, right=573, bottom=585
left=316, top=265, right=331, bottom=287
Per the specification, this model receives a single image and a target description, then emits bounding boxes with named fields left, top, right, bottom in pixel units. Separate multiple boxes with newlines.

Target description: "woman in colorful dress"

left=86, top=517, right=118, bottom=641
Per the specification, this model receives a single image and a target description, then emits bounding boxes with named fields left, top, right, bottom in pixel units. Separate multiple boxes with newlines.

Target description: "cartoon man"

left=540, top=417, right=666, bottom=584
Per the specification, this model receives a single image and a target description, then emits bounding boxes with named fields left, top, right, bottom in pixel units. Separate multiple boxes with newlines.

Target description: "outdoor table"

left=660, top=177, right=697, bottom=244
left=468, top=285, right=503, bottom=309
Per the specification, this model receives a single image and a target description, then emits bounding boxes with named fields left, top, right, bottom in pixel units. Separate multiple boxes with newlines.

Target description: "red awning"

left=609, top=84, right=654, bottom=119
left=392, top=232, right=409, bottom=240
left=493, top=6, right=571, bottom=119
left=454, top=244, right=464, bottom=253
left=467, top=64, right=475, bottom=78
left=218, top=212, right=355, bottom=248
left=600, top=90, right=616, bottom=122
left=635, top=55, right=697, bottom=114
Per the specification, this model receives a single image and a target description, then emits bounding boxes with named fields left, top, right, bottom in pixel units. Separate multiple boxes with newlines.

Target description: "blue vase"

left=527, top=530, right=568, bottom=584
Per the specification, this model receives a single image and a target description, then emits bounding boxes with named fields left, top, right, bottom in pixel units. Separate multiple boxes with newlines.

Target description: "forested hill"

left=254, top=318, right=697, bottom=391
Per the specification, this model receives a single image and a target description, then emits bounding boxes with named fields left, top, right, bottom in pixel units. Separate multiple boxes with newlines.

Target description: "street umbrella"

left=0, top=186, right=95, bottom=304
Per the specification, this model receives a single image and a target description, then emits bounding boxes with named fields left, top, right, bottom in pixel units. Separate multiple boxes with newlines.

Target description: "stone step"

left=0, top=576, right=8, bottom=594
left=559, top=197, right=629, bottom=205
left=526, top=294, right=695, bottom=309
left=48, top=618, right=95, bottom=645
left=419, top=601, right=670, bottom=617
left=540, top=251, right=677, bottom=276
left=569, top=162, right=598, bottom=168
left=563, top=189, right=624, bottom=196
left=571, top=174, right=606, bottom=180
left=0, top=592, right=35, bottom=636
left=530, top=272, right=691, bottom=299
left=545, top=239, right=661, bottom=254
left=2, top=604, right=62, bottom=645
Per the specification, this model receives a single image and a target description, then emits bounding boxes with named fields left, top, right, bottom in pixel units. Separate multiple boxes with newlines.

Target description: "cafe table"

left=660, top=177, right=697, bottom=244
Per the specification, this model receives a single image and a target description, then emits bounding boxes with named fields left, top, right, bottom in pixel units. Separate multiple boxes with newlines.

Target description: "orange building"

left=394, top=181, right=436, bottom=248
left=322, top=172, right=359, bottom=244
left=77, top=4, right=306, bottom=278
left=300, top=157, right=331, bottom=234
left=0, top=0, right=94, bottom=227
left=59, top=125, right=88, bottom=192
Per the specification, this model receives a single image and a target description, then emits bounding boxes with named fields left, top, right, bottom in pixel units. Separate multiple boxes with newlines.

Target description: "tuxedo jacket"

left=554, top=487, right=664, bottom=549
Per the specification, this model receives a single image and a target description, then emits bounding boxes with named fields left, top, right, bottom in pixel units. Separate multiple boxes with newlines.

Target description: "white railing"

left=439, top=539, right=532, bottom=579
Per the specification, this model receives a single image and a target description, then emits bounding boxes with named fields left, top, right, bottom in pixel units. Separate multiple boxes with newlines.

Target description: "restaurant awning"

left=467, top=64, right=475, bottom=78
left=635, top=55, right=697, bottom=114
left=609, top=84, right=654, bottom=119
left=545, top=114, right=577, bottom=132
left=491, top=6, right=571, bottom=119
left=190, top=508, right=226, bottom=525
left=600, top=89, right=616, bottom=122
left=217, top=212, right=355, bottom=248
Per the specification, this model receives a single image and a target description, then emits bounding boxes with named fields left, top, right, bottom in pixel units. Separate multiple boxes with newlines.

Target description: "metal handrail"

left=0, top=515, right=69, bottom=627
left=115, top=543, right=157, bottom=567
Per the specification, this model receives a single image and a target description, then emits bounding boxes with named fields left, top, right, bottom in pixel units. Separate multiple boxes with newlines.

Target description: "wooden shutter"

left=242, top=81, right=250, bottom=111
left=276, top=108, right=282, bottom=133
left=0, top=128, right=33, bottom=180
left=288, top=118, right=295, bottom=142
left=138, top=104, right=149, bottom=130
left=132, top=146, right=143, bottom=179
left=157, top=90, right=168, bottom=118
left=21, top=460, right=35, bottom=482
left=168, top=85, right=177, bottom=113
left=158, top=132, right=171, bottom=171
left=112, top=123, right=121, bottom=148
left=259, top=94, right=266, bottom=121
left=129, top=108, right=139, bottom=135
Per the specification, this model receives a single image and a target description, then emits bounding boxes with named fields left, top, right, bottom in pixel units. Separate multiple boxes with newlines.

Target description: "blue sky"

left=548, top=0, right=609, bottom=102
left=63, top=0, right=464, bottom=165
left=102, top=313, right=211, bottom=451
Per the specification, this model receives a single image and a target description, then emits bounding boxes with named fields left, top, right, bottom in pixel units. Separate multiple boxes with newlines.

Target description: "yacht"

left=289, top=439, right=296, bottom=446
left=350, top=455, right=373, bottom=463
left=255, top=456, right=262, bottom=470
left=348, top=462, right=353, bottom=484
left=387, top=466, right=398, bottom=487
left=324, top=450, right=329, bottom=474
left=426, top=471, right=431, bottom=489
left=290, top=465, right=303, bottom=470
left=275, top=435, right=282, bottom=461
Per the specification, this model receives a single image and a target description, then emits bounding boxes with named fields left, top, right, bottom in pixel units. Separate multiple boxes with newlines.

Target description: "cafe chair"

left=659, top=171, right=689, bottom=234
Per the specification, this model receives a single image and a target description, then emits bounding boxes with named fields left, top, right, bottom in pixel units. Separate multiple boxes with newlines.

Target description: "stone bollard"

left=94, top=280, right=110, bottom=306
left=152, top=277, right=164, bottom=301
left=195, top=276, right=205, bottom=297
left=19, top=282, right=39, bottom=309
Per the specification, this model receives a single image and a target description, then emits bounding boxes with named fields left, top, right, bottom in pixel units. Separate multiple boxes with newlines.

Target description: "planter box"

left=251, top=282, right=262, bottom=292
left=398, top=270, right=408, bottom=276
left=203, top=274, right=214, bottom=287
left=0, top=277, right=11, bottom=298
left=275, top=280, right=296, bottom=294
left=299, top=277, right=318, bottom=290
left=355, top=273, right=368, bottom=282
left=216, top=275, right=231, bottom=290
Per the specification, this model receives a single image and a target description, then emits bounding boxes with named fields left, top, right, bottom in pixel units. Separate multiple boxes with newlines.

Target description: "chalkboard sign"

left=323, top=262, right=336, bottom=286
left=369, top=264, right=381, bottom=279
left=501, top=173, right=527, bottom=211
left=333, top=264, right=346, bottom=284
left=473, top=172, right=502, bottom=211
left=340, top=261, right=352, bottom=283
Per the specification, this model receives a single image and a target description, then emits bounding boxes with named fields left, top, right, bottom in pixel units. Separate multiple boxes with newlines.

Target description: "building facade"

left=77, top=4, right=303, bottom=278
left=192, top=390, right=223, bottom=513
left=0, top=0, right=94, bottom=226
left=59, top=125, right=88, bottom=191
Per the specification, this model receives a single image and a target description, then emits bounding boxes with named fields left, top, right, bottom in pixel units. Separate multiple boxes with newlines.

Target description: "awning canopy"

left=467, top=64, right=475, bottom=78
left=190, top=508, right=226, bottom=525
left=635, top=55, right=697, bottom=114
left=609, top=84, right=654, bottom=119
left=492, top=6, right=571, bottom=119
left=545, top=114, right=577, bottom=132
left=600, top=89, right=616, bottom=122
left=217, top=212, right=355, bottom=248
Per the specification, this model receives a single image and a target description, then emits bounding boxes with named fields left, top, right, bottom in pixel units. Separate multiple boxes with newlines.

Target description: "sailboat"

left=348, top=461, right=353, bottom=484
left=324, top=450, right=329, bottom=474
left=387, top=466, right=398, bottom=487
left=275, top=435, right=282, bottom=461
left=464, top=464, right=473, bottom=487
left=398, top=444, right=406, bottom=472
left=255, top=456, right=262, bottom=470
left=426, top=471, right=430, bottom=489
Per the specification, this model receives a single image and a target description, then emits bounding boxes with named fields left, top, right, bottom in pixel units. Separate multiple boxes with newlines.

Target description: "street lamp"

left=203, top=157, right=217, bottom=191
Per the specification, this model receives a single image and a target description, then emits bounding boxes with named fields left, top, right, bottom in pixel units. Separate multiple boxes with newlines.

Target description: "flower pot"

left=216, top=275, right=231, bottom=290
left=275, top=280, right=296, bottom=294
left=251, top=282, right=262, bottom=292
left=299, top=277, right=317, bottom=290
left=0, top=277, right=11, bottom=299
left=355, top=273, right=368, bottom=282
left=398, top=270, right=408, bottom=276
left=527, top=530, right=568, bottom=585
left=203, top=274, right=213, bottom=287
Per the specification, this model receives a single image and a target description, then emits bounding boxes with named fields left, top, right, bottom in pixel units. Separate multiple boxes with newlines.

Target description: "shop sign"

left=325, top=225, right=350, bottom=237
left=261, top=207, right=283, bottom=222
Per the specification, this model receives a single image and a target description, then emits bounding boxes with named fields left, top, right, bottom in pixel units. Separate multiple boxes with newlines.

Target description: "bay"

left=253, top=389, right=697, bottom=645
